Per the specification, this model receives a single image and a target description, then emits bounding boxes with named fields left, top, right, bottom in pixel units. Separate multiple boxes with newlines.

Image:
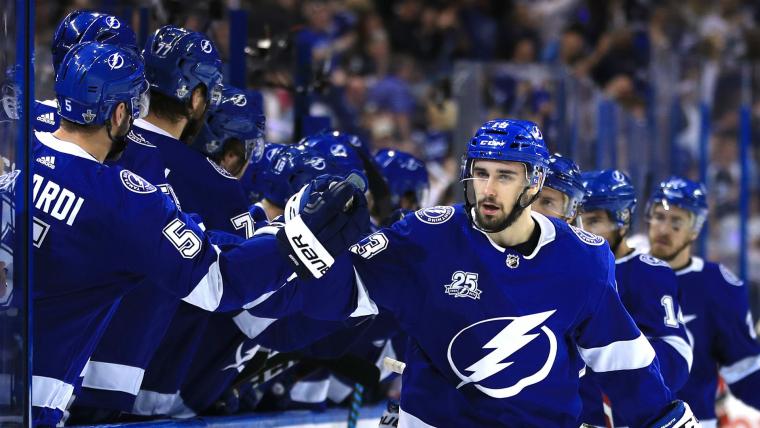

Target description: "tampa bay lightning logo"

left=400, top=158, right=420, bottom=171
left=570, top=225, right=605, bottom=246
left=330, top=144, right=348, bottom=157
left=105, top=16, right=121, bottom=29
left=447, top=310, right=558, bottom=399
left=107, top=52, right=124, bottom=70
left=719, top=264, right=743, bottom=287
left=230, top=93, right=247, bottom=107
left=305, top=156, right=327, bottom=170
left=200, top=39, right=213, bottom=53
left=415, top=205, right=455, bottom=225
left=120, top=170, right=156, bottom=194
left=530, top=125, right=543, bottom=140
left=639, top=254, right=669, bottom=268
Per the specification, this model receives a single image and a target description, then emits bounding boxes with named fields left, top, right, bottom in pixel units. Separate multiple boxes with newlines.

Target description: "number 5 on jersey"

left=163, top=218, right=202, bottom=258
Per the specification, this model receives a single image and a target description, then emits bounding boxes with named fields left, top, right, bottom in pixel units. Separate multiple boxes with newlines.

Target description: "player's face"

left=534, top=186, right=569, bottom=222
left=470, top=160, right=528, bottom=230
left=647, top=204, right=696, bottom=260
left=580, top=209, right=620, bottom=244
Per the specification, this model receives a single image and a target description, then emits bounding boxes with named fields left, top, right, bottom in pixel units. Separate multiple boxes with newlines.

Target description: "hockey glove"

left=645, top=400, right=699, bottom=428
left=379, top=399, right=400, bottom=428
left=277, top=173, right=370, bottom=279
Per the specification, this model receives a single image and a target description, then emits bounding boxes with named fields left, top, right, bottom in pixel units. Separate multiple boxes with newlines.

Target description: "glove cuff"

left=276, top=215, right=335, bottom=279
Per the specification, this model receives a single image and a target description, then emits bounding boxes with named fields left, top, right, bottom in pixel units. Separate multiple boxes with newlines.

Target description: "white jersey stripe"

left=289, top=379, right=330, bottom=404
left=720, top=353, right=760, bottom=384
left=32, top=375, right=74, bottom=411
left=658, top=335, right=694, bottom=371
left=80, top=361, right=145, bottom=395
left=577, top=333, right=656, bottom=372
left=181, top=259, right=223, bottom=311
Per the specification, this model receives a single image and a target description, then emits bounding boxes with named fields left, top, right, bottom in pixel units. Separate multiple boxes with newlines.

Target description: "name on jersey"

left=32, top=174, right=84, bottom=226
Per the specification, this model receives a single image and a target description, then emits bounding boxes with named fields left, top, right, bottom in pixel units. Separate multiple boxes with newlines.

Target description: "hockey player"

left=578, top=170, right=692, bottom=427
left=374, top=149, right=429, bottom=212
left=240, top=142, right=285, bottom=203
left=338, top=119, right=697, bottom=426
left=193, top=86, right=266, bottom=177
left=35, top=10, right=138, bottom=132
left=646, top=176, right=760, bottom=427
left=70, top=28, right=242, bottom=419
left=33, top=42, right=368, bottom=426
left=172, top=146, right=376, bottom=417
left=532, top=153, right=585, bottom=225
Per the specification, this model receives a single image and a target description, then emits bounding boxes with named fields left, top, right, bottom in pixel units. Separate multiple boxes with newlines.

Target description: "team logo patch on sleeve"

left=719, top=264, right=743, bottom=286
left=569, top=225, right=605, bottom=246
left=206, top=157, right=235, bottom=179
left=415, top=206, right=455, bottom=225
left=120, top=170, right=157, bottom=194
left=639, top=254, right=670, bottom=268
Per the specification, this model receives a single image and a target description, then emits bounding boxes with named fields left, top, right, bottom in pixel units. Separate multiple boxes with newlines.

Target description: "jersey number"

left=231, top=213, right=255, bottom=239
left=163, top=218, right=202, bottom=258
left=660, top=295, right=679, bottom=328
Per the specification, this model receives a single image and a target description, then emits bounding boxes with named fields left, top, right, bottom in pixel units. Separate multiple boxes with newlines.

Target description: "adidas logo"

left=36, top=156, right=55, bottom=169
left=36, top=112, right=55, bottom=126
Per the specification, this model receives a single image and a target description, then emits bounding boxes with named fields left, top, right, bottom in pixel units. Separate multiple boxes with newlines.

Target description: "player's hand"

left=276, top=173, right=370, bottom=279
left=645, top=400, right=699, bottom=428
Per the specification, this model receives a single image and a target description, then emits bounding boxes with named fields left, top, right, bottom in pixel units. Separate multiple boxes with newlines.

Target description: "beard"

left=651, top=238, right=692, bottom=262
left=474, top=196, right=525, bottom=233
left=180, top=114, right=206, bottom=144
left=105, top=119, right=131, bottom=161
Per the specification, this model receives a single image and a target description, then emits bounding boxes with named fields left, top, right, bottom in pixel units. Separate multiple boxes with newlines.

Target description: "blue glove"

left=645, top=400, right=699, bottom=428
left=277, top=173, right=370, bottom=279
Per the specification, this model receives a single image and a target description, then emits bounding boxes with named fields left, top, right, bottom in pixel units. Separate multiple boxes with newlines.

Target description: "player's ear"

left=111, top=102, right=128, bottom=127
left=190, top=86, right=206, bottom=115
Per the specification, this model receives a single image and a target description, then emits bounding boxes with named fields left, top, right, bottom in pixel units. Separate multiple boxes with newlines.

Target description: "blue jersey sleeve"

left=348, top=213, right=427, bottom=316
left=711, top=265, right=760, bottom=409
left=575, top=251, right=673, bottom=426
left=623, top=255, right=692, bottom=392
left=115, top=170, right=293, bottom=312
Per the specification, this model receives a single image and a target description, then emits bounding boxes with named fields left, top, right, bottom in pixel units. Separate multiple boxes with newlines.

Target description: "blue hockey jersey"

left=33, top=99, right=59, bottom=133
left=579, top=249, right=692, bottom=426
left=675, top=257, right=760, bottom=426
left=346, top=206, right=673, bottom=427
left=31, top=131, right=293, bottom=426
left=76, top=119, right=259, bottom=414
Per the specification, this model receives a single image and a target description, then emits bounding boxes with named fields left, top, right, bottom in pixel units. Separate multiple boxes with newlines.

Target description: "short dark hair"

left=59, top=118, right=102, bottom=135
left=148, top=84, right=207, bottom=123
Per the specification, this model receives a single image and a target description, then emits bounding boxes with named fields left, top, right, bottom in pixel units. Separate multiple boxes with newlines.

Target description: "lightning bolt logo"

left=447, top=310, right=558, bottom=399
left=223, top=343, right=260, bottom=373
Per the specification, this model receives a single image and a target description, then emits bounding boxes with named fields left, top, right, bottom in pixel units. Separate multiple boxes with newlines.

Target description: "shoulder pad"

left=569, top=225, right=605, bottom=246
left=414, top=205, right=456, bottom=225
left=206, top=157, right=235, bottom=179
left=719, top=264, right=743, bottom=287
left=119, top=169, right=156, bottom=194
left=638, top=254, right=670, bottom=268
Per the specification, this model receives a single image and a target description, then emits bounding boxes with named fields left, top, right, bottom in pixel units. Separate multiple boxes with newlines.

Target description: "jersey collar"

left=35, top=131, right=98, bottom=163
left=133, top=118, right=176, bottom=139
left=471, top=210, right=556, bottom=259
left=675, top=257, right=704, bottom=276
left=616, top=248, right=642, bottom=264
